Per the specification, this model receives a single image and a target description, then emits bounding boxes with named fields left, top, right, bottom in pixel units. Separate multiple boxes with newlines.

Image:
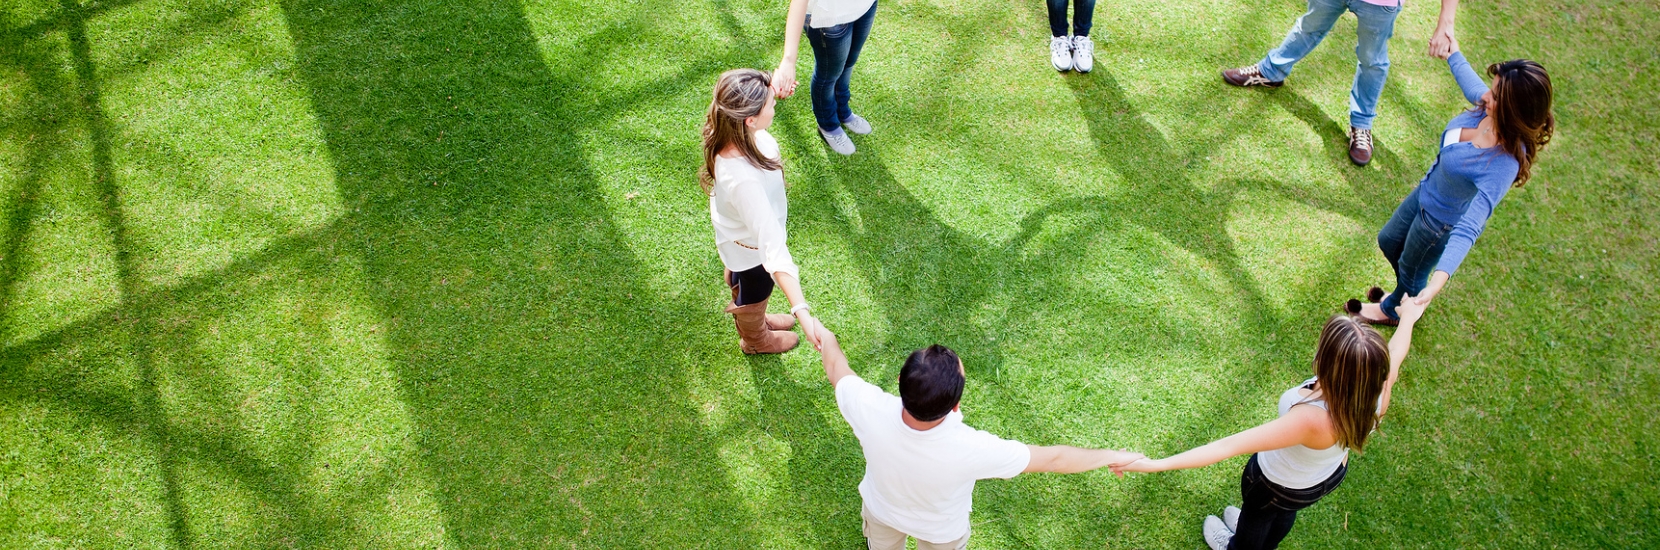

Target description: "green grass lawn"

left=1, top=0, right=1656, bottom=547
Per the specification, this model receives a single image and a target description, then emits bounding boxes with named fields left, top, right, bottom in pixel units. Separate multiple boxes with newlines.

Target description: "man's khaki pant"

left=861, top=505, right=970, bottom=550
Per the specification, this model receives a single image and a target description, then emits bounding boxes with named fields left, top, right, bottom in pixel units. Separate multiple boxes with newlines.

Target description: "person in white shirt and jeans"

left=807, top=320, right=1143, bottom=549
left=772, top=0, right=879, bottom=155
left=700, top=69, right=823, bottom=354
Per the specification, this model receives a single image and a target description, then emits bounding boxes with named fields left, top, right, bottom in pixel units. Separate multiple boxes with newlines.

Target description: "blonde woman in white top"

left=701, top=69, right=820, bottom=354
left=1114, top=298, right=1426, bottom=550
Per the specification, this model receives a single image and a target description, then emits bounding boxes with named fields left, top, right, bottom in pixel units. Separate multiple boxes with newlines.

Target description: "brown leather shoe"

left=1221, top=65, right=1283, bottom=88
left=727, top=300, right=800, bottom=354
left=1348, top=127, right=1374, bottom=166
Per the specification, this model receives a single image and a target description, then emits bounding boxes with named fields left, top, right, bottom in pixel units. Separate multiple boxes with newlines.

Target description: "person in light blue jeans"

left=1222, top=0, right=1462, bottom=167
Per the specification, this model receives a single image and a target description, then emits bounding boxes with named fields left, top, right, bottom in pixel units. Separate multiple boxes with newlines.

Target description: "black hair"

left=898, top=345, right=964, bottom=422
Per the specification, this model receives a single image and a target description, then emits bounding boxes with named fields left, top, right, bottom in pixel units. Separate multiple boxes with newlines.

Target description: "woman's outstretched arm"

left=1112, top=408, right=1325, bottom=474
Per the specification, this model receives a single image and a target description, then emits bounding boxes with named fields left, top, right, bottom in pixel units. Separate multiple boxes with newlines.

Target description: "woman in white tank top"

left=1114, top=299, right=1427, bottom=550
left=699, top=69, right=822, bottom=354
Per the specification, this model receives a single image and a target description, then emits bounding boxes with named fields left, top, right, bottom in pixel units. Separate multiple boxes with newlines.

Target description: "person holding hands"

left=772, top=0, right=879, bottom=155
left=1113, top=298, right=1426, bottom=550
left=810, top=320, right=1142, bottom=549
left=701, top=69, right=822, bottom=354
left=1221, top=0, right=1463, bottom=166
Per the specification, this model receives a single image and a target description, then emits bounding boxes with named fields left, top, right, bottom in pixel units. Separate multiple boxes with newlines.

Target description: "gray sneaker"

left=1071, top=35, right=1094, bottom=73
left=820, top=126, right=856, bottom=155
left=841, top=113, right=873, bottom=135
left=1203, top=515, right=1233, bottom=550
left=1223, top=506, right=1241, bottom=533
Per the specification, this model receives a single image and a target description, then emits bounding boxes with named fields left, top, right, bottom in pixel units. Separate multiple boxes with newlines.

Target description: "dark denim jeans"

left=1377, top=188, right=1454, bottom=319
left=805, top=1, right=877, bottom=132
left=1230, top=454, right=1346, bottom=550
left=1046, top=0, right=1096, bottom=37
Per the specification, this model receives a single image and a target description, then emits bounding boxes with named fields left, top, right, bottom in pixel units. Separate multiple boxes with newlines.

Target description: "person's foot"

left=1223, top=506, right=1241, bottom=533
left=1221, top=64, right=1283, bottom=88
left=841, top=113, right=873, bottom=135
left=820, top=126, right=855, bottom=155
left=1346, top=298, right=1400, bottom=326
left=1203, top=515, right=1233, bottom=550
left=1349, top=126, right=1374, bottom=166
left=1071, top=35, right=1094, bottom=73
left=1050, top=36, right=1073, bottom=72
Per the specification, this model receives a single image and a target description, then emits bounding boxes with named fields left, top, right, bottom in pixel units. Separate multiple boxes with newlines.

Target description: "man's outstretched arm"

left=814, top=320, right=856, bottom=387
left=1023, top=445, right=1144, bottom=475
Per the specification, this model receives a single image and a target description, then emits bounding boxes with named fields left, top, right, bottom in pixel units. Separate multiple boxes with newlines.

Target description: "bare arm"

left=1415, top=271, right=1451, bottom=306
left=1428, top=0, right=1460, bottom=58
left=1114, top=409, right=1323, bottom=474
left=813, top=320, right=855, bottom=386
left=1023, top=445, right=1144, bottom=475
left=1378, top=297, right=1427, bottom=416
left=771, top=271, right=820, bottom=347
left=772, top=0, right=810, bottom=97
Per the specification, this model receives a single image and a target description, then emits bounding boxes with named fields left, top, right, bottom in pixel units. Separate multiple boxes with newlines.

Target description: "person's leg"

left=1073, top=0, right=1096, bottom=36
left=1256, top=0, right=1347, bottom=82
left=1255, top=509, right=1300, bottom=549
left=861, top=505, right=909, bottom=550
left=914, top=528, right=970, bottom=550
left=1347, top=0, right=1401, bottom=130
left=728, top=265, right=775, bottom=307
left=1381, top=211, right=1452, bottom=319
left=1375, top=188, right=1419, bottom=279
left=835, top=1, right=878, bottom=125
left=806, top=20, right=853, bottom=132
left=1228, top=456, right=1279, bottom=549
left=1047, top=0, right=1070, bottom=37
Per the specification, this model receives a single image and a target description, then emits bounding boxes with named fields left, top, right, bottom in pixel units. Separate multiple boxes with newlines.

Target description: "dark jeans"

left=727, top=265, right=774, bottom=306
left=805, top=1, right=877, bottom=132
left=1376, top=188, right=1454, bottom=319
left=1230, top=454, right=1346, bottom=550
left=1046, top=0, right=1096, bottom=37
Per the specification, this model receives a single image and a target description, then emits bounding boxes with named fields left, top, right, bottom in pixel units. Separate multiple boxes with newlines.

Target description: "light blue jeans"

left=1255, top=0, right=1401, bottom=129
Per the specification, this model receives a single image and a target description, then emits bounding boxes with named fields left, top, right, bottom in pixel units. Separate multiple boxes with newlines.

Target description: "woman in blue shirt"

left=1352, top=39, right=1555, bottom=325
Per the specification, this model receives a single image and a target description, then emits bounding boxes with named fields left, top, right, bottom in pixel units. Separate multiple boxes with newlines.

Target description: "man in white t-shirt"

left=809, top=321, right=1143, bottom=549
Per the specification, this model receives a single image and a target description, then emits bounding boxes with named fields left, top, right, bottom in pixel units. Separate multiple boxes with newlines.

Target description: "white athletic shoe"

left=841, top=113, right=872, bottom=135
left=1204, top=515, right=1233, bottom=550
left=1071, top=35, right=1094, bottom=73
left=1050, top=36, right=1073, bottom=72
left=1223, top=506, right=1241, bottom=533
left=820, top=126, right=856, bottom=155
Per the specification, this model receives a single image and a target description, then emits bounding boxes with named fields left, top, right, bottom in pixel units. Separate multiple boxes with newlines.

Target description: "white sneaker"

left=1071, top=35, right=1094, bottom=73
left=1223, top=506, right=1241, bottom=533
left=820, top=127, right=855, bottom=155
left=1050, top=36, right=1072, bottom=72
left=841, top=113, right=872, bottom=135
left=1203, top=515, right=1233, bottom=550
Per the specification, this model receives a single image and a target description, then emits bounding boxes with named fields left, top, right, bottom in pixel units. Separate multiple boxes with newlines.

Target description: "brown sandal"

left=1345, top=298, right=1399, bottom=327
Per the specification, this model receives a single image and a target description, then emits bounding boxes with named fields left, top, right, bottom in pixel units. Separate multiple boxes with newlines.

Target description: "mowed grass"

left=0, top=0, right=1655, bottom=547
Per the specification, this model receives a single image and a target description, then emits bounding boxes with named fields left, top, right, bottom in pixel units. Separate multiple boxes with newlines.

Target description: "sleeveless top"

left=1257, top=377, right=1348, bottom=489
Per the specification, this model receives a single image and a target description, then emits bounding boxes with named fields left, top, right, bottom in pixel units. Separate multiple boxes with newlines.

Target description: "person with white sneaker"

left=1046, top=0, right=1096, bottom=72
left=1113, top=304, right=1426, bottom=549
left=771, top=0, right=879, bottom=155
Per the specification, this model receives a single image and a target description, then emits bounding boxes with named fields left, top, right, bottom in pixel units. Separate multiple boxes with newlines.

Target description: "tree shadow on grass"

left=278, top=0, right=849, bottom=545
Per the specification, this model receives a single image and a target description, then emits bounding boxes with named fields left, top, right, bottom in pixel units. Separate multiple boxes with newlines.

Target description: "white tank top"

left=1257, top=377, right=1348, bottom=489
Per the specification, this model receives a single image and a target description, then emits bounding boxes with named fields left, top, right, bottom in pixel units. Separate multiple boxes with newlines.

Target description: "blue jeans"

left=1256, top=0, right=1400, bottom=129
left=1376, top=189, right=1454, bottom=320
left=805, top=2, right=878, bottom=132
left=1047, top=0, right=1096, bottom=37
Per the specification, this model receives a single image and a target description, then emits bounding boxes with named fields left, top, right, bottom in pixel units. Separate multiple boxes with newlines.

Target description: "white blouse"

left=807, top=0, right=877, bottom=28
left=710, top=130, right=799, bottom=279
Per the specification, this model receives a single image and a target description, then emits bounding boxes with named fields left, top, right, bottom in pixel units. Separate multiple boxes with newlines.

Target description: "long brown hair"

left=1484, top=59, right=1555, bottom=187
left=1309, top=315, right=1390, bottom=452
left=699, top=69, right=780, bottom=194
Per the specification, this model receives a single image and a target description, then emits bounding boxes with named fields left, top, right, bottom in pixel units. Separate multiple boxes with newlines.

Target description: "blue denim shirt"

left=1413, top=52, right=1520, bottom=234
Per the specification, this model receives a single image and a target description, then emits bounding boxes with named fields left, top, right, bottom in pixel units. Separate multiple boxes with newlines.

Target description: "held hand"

left=1106, top=450, right=1146, bottom=478
left=1428, top=25, right=1458, bottom=60
left=771, top=64, right=799, bottom=99
left=1110, top=457, right=1161, bottom=476
left=1395, top=294, right=1428, bottom=325
left=797, top=311, right=823, bottom=350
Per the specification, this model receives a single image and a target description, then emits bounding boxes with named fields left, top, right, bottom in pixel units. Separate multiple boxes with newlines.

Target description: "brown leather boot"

left=727, top=269, right=796, bottom=330
left=727, top=300, right=800, bottom=354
